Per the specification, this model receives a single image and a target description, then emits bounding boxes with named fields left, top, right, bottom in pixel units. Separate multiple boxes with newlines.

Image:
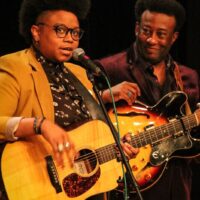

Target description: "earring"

left=32, top=39, right=40, bottom=48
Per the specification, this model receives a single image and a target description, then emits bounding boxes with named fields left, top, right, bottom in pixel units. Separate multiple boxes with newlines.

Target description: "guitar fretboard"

left=95, top=110, right=200, bottom=164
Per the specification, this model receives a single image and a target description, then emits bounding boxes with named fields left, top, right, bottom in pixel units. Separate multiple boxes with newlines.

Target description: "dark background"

left=0, top=0, right=200, bottom=75
left=0, top=0, right=200, bottom=198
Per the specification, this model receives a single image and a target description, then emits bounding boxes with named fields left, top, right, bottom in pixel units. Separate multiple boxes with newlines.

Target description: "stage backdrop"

left=0, top=0, right=200, bottom=199
left=0, top=0, right=199, bottom=74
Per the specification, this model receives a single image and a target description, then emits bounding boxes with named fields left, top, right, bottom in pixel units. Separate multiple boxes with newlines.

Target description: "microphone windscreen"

left=72, top=48, right=85, bottom=61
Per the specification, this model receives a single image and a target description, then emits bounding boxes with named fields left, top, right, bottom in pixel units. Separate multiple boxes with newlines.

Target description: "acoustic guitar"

left=1, top=91, right=200, bottom=199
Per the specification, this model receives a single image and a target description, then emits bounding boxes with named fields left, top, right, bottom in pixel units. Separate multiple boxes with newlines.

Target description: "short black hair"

left=135, top=0, right=186, bottom=32
left=19, top=0, right=91, bottom=44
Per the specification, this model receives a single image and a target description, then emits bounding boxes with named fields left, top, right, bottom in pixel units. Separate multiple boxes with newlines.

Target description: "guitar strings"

left=58, top=113, right=198, bottom=169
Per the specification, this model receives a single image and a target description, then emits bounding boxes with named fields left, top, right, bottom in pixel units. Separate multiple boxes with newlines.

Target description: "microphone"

left=72, top=48, right=103, bottom=76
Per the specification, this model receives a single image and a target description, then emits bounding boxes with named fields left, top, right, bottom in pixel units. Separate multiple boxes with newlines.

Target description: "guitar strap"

left=173, top=62, right=192, bottom=115
left=66, top=67, right=106, bottom=122
left=66, top=69, right=108, bottom=200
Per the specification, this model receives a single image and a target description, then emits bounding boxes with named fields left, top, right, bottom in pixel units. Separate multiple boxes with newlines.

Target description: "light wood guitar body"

left=1, top=120, right=122, bottom=200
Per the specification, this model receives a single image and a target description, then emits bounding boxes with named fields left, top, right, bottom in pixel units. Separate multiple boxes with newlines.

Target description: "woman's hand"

left=40, top=119, right=76, bottom=167
left=102, top=81, right=141, bottom=105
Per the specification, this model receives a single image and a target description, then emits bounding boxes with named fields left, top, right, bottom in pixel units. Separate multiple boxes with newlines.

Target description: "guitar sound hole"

left=74, top=149, right=97, bottom=175
left=63, top=148, right=100, bottom=198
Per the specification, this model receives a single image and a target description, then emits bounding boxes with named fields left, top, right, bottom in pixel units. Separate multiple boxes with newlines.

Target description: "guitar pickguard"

left=150, top=134, right=193, bottom=166
left=63, top=148, right=100, bottom=197
left=63, top=169, right=100, bottom=197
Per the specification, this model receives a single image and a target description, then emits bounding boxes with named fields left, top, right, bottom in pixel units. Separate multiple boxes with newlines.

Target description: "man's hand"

left=121, top=133, right=139, bottom=159
left=102, top=81, right=141, bottom=105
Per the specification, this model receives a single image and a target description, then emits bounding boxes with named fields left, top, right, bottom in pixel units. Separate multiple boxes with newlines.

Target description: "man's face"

left=135, top=10, right=179, bottom=64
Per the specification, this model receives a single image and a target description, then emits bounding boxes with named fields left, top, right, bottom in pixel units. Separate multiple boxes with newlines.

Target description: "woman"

left=0, top=0, right=137, bottom=199
left=0, top=0, right=91, bottom=166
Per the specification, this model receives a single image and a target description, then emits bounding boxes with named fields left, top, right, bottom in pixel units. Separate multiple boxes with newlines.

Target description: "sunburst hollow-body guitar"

left=108, top=91, right=200, bottom=192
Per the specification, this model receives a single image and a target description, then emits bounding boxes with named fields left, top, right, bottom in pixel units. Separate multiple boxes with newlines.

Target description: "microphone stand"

left=87, top=72, right=143, bottom=200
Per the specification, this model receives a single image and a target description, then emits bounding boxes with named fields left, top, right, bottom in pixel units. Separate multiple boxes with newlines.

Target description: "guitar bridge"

left=45, top=155, right=62, bottom=193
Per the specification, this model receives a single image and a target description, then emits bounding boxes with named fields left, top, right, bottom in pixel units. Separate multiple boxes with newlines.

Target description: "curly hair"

left=19, top=0, right=91, bottom=44
left=135, top=0, right=186, bottom=32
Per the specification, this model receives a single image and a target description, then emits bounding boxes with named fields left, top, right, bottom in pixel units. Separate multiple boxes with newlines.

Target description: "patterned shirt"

left=35, top=51, right=91, bottom=130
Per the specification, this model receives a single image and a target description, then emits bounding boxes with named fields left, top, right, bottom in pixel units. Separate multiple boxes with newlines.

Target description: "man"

left=95, top=0, right=200, bottom=199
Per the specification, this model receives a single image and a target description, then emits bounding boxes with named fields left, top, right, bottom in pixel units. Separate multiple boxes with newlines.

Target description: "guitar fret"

left=165, top=123, right=173, bottom=138
left=154, top=127, right=160, bottom=141
left=182, top=114, right=198, bottom=130
left=175, top=120, right=184, bottom=133
left=165, top=122, right=172, bottom=137
left=131, top=135, right=139, bottom=148
left=172, top=120, right=178, bottom=135
left=131, top=133, right=148, bottom=148
left=158, top=124, right=169, bottom=140
left=183, top=115, right=191, bottom=130
left=162, top=124, right=170, bottom=137
left=138, top=132, right=147, bottom=147
left=192, top=117, right=198, bottom=126
left=149, top=128, right=158, bottom=144
left=103, top=146, right=110, bottom=162
left=96, top=144, right=116, bottom=164
left=157, top=126, right=164, bottom=140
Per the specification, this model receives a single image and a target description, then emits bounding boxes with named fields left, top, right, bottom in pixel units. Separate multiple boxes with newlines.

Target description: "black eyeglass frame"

left=37, top=22, right=84, bottom=41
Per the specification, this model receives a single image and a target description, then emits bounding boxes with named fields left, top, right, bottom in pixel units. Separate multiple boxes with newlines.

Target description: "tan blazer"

left=0, top=48, right=94, bottom=140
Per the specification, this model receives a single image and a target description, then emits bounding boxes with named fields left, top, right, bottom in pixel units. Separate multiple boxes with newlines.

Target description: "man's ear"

left=135, top=21, right=140, bottom=36
left=171, top=31, right=179, bottom=45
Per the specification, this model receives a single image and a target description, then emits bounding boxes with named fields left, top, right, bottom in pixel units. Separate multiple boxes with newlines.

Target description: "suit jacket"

left=0, top=48, right=94, bottom=140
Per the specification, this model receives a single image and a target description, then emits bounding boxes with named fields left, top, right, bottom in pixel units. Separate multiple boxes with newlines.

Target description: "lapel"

left=65, top=65, right=106, bottom=122
left=26, top=48, right=54, bottom=121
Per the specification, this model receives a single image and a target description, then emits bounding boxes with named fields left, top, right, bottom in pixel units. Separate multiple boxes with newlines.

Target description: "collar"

left=127, top=42, right=175, bottom=72
left=33, top=45, right=63, bottom=72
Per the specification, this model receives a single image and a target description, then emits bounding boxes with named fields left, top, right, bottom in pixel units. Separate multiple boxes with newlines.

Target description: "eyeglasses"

left=139, top=26, right=169, bottom=40
left=37, top=22, right=84, bottom=41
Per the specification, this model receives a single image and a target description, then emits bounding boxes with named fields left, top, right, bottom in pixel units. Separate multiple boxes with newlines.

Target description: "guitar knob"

left=197, top=103, right=200, bottom=108
left=132, top=165, right=138, bottom=171
left=144, top=173, right=152, bottom=181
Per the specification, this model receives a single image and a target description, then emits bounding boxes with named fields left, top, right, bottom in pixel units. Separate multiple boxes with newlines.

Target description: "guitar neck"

left=129, top=110, right=200, bottom=148
left=94, top=110, right=200, bottom=165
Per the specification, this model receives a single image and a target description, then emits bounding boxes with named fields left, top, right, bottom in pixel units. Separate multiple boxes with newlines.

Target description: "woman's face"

left=31, top=10, right=81, bottom=62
